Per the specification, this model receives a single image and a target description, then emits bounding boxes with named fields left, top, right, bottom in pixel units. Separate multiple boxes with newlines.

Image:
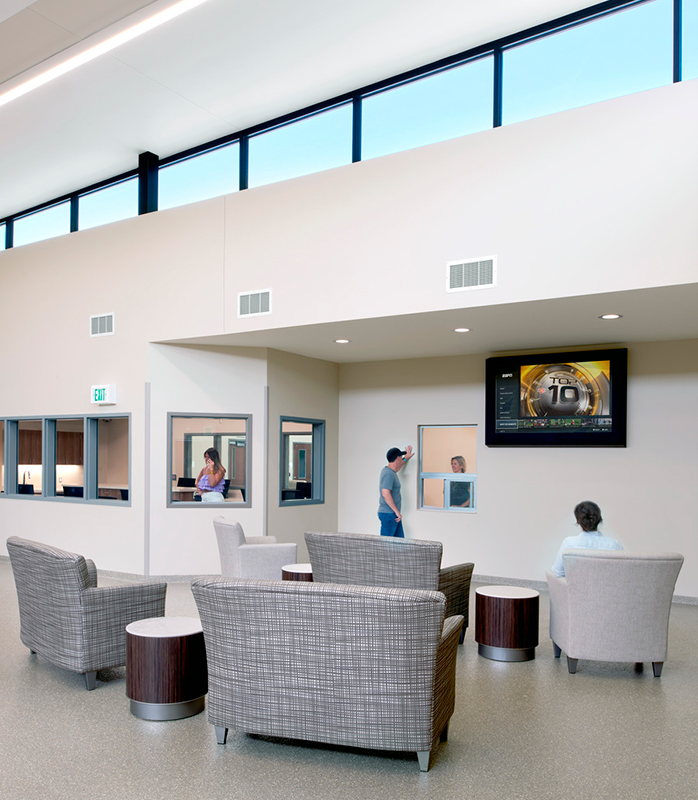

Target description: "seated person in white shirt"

left=551, top=501, right=623, bottom=577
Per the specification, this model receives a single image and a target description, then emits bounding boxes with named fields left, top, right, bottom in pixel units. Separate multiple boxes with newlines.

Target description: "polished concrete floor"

left=1, top=560, right=697, bottom=800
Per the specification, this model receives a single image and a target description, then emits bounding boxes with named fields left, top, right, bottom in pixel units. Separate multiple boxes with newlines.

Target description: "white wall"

left=265, top=350, right=340, bottom=561
left=146, top=343, right=270, bottom=575
left=223, top=80, right=698, bottom=333
left=338, top=340, right=698, bottom=598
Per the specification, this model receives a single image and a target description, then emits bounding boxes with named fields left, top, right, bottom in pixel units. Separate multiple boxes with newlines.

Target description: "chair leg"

left=215, top=726, right=228, bottom=744
left=566, top=656, right=578, bottom=674
left=459, top=621, right=466, bottom=645
left=552, top=642, right=561, bottom=658
left=84, top=671, right=97, bottom=691
left=417, top=750, right=431, bottom=772
left=652, top=662, right=664, bottom=678
left=440, top=723, right=449, bottom=743
left=634, top=662, right=644, bottom=673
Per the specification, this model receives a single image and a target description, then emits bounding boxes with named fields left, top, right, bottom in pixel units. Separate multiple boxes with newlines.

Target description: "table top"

left=282, top=563, right=312, bottom=573
left=126, top=616, right=202, bottom=637
left=476, top=585, right=539, bottom=599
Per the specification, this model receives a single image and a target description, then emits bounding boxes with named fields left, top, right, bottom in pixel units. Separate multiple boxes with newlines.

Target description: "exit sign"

left=91, top=384, right=117, bottom=405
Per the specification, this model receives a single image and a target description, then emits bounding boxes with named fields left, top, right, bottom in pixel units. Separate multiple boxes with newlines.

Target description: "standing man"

left=378, top=445, right=414, bottom=537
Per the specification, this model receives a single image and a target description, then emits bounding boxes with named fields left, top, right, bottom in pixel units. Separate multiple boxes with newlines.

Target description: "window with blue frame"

left=13, top=202, right=71, bottom=247
left=159, top=144, right=240, bottom=210
left=503, top=0, right=674, bottom=125
left=684, top=0, right=698, bottom=80
left=79, top=178, right=138, bottom=230
left=248, top=104, right=353, bottom=189
left=362, top=56, right=494, bottom=160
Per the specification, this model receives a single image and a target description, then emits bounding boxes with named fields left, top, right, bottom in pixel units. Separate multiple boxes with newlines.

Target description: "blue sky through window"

left=13, top=202, right=70, bottom=247
left=503, top=0, right=673, bottom=125
left=248, top=104, right=353, bottom=189
left=159, top=143, right=239, bottom=210
left=684, top=0, right=698, bottom=80
left=362, top=56, right=494, bottom=160
left=79, top=178, right=138, bottom=230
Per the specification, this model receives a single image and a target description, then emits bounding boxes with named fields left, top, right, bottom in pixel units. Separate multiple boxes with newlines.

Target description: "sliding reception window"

left=168, top=414, right=251, bottom=506
left=89, top=417, right=130, bottom=501
left=17, top=419, right=43, bottom=496
left=0, top=420, right=4, bottom=494
left=280, top=417, right=325, bottom=505
left=53, top=418, right=85, bottom=498
left=418, top=425, right=477, bottom=512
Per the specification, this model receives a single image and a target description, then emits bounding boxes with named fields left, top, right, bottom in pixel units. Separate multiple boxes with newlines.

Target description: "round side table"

left=475, top=586, right=540, bottom=662
left=281, top=563, right=313, bottom=581
left=126, top=616, right=208, bottom=720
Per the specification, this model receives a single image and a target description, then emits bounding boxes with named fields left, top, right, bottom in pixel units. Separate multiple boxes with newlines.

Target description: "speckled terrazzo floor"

left=1, top=560, right=696, bottom=800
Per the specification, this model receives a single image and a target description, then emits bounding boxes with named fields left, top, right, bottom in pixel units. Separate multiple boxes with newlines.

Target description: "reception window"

left=1, top=415, right=129, bottom=503
left=168, top=414, right=251, bottom=506
left=418, top=425, right=477, bottom=512
left=279, top=417, right=325, bottom=505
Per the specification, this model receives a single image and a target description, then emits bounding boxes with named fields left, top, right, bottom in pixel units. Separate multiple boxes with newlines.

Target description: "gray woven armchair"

left=547, top=550, right=684, bottom=677
left=7, top=536, right=167, bottom=690
left=305, top=531, right=474, bottom=642
left=192, top=576, right=462, bottom=771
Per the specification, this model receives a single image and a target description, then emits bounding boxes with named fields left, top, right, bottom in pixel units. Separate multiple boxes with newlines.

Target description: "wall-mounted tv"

left=485, top=347, right=627, bottom=447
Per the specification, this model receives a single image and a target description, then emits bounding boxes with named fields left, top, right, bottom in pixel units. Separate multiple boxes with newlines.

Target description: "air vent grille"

left=447, top=257, right=496, bottom=292
left=90, top=313, right=114, bottom=336
left=238, top=289, right=272, bottom=317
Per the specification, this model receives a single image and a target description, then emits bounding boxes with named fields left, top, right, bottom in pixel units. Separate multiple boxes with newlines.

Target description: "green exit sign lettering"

left=91, top=384, right=117, bottom=405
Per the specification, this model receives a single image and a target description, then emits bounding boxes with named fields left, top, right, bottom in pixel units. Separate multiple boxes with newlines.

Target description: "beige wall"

left=337, top=340, right=698, bottom=597
left=222, top=80, right=698, bottom=334
left=266, top=350, right=340, bottom=562
left=0, top=81, right=695, bottom=590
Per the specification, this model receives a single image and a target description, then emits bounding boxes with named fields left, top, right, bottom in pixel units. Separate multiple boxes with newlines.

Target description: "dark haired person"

left=551, top=501, right=623, bottom=577
left=378, top=445, right=414, bottom=537
left=196, top=447, right=226, bottom=503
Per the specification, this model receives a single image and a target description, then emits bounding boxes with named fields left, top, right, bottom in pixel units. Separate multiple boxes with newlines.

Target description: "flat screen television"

left=485, top=347, right=627, bottom=447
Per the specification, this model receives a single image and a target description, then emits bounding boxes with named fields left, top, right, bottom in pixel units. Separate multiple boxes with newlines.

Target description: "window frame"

left=167, top=412, right=252, bottom=508
left=1, top=414, right=131, bottom=505
left=279, top=416, right=325, bottom=507
left=417, top=424, right=478, bottom=513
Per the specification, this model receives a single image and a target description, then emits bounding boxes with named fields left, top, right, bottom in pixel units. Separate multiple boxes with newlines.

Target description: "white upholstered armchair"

left=213, top=517, right=297, bottom=580
left=546, top=549, right=684, bottom=677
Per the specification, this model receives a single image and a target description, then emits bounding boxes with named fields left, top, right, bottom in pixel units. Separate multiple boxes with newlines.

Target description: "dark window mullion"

left=352, top=96, right=362, bottom=162
left=673, top=0, right=682, bottom=82
left=493, top=46, right=503, bottom=128
left=239, top=136, right=249, bottom=190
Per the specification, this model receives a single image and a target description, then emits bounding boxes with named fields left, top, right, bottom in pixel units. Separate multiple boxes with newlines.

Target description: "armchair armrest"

left=438, top=562, right=474, bottom=626
left=545, top=570, right=569, bottom=652
left=85, top=559, right=98, bottom=588
left=430, top=614, right=463, bottom=747
left=81, top=582, right=167, bottom=671
left=238, top=542, right=297, bottom=580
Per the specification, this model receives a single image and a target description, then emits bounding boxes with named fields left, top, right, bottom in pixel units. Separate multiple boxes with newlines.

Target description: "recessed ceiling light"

left=335, top=339, right=350, bottom=344
left=598, top=314, right=623, bottom=320
left=454, top=327, right=471, bottom=333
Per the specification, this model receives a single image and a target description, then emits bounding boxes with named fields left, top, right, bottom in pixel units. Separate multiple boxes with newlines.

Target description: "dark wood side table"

left=126, top=616, right=208, bottom=720
left=281, top=563, right=313, bottom=581
left=475, top=586, right=540, bottom=662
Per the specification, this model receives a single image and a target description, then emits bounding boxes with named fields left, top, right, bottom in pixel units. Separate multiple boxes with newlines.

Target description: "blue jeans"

left=378, top=512, right=404, bottom=537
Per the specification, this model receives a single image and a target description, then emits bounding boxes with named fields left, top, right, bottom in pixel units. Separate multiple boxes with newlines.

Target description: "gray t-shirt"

left=378, top=466, right=401, bottom=514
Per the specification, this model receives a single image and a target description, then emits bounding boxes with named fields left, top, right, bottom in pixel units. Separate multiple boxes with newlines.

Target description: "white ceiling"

left=1, top=0, right=695, bottom=363
left=0, top=0, right=596, bottom=219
